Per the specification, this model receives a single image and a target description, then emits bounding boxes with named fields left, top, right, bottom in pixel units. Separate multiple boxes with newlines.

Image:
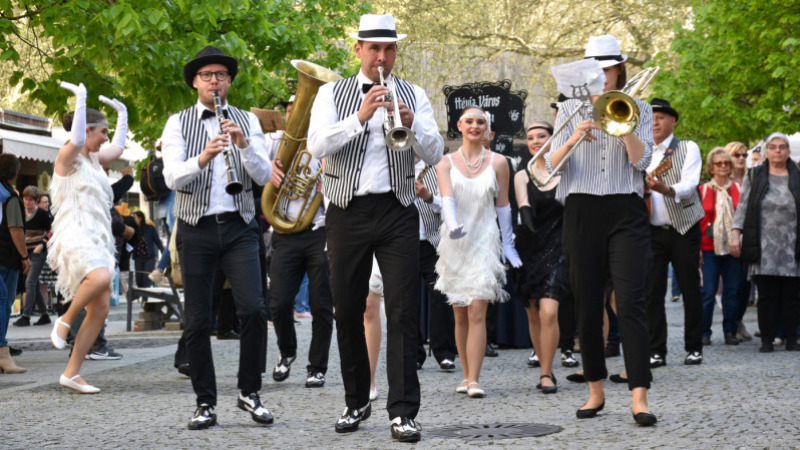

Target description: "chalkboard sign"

left=442, top=80, right=527, bottom=156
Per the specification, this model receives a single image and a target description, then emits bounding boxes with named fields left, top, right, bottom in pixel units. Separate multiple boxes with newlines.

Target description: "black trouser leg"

left=421, top=241, right=456, bottom=363
left=305, top=228, right=334, bottom=374
left=645, top=227, right=671, bottom=356
left=269, top=232, right=306, bottom=360
left=671, top=225, right=703, bottom=353
left=557, top=293, right=576, bottom=353
left=754, top=276, right=782, bottom=343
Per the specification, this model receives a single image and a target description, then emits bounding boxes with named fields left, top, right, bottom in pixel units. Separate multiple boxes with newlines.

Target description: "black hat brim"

left=652, top=106, right=679, bottom=122
left=183, top=54, right=238, bottom=89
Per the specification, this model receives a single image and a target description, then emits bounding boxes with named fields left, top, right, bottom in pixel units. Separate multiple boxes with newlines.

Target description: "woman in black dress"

left=514, top=121, right=572, bottom=394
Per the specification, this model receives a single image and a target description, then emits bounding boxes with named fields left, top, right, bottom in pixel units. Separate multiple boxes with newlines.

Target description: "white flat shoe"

left=60, top=374, right=100, bottom=394
left=369, top=388, right=379, bottom=401
left=456, top=379, right=469, bottom=394
left=467, top=382, right=484, bottom=398
left=50, top=317, right=71, bottom=350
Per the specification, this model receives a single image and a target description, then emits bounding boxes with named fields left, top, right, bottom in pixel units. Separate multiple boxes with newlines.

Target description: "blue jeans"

left=701, top=251, right=743, bottom=337
left=153, top=192, right=175, bottom=272
left=294, top=273, right=310, bottom=313
left=670, top=263, right=681, bottom=298
left=0, top=265, right=20, bottom=347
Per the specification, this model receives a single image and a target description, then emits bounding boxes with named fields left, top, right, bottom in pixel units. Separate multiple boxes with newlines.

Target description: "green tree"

left=0, top=0, right=369, bottom=146
left=654, top=0, right=800, bottom=148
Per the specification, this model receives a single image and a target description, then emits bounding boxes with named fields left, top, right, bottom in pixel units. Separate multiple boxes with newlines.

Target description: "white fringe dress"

left=47, top=152, right=116, bottom=301
left=435, top=153, right=508, bottom=307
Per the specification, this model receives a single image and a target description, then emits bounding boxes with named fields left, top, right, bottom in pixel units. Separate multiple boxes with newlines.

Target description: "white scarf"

left=709, top=179, right=734, bottom=256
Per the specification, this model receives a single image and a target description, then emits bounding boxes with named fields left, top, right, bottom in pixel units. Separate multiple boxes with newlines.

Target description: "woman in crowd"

left=726, top=141, right=748, bottom=186
left=514, top=120, right=572, bottom=394
left=36, top=194, right=58, bottom=306
left=699, top=148, right=742, bottom=345
left=730, top=132, right=800, bottom=353
left=435, top=105, right=520, bottom=398
left=13, top=187, right=53, bottom=326
left=48, top=81, right=127, bottom=393
left=132, top=210, right=163, bottom=295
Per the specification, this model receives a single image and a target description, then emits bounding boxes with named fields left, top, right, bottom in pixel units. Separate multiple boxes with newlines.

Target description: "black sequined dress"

left=515, top=168, right=572, bottom=307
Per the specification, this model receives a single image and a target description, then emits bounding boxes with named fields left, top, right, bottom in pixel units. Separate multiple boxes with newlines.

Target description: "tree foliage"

left=654, top=0, right=800, bottom=148
left=0, top=0, right=369, bottom=146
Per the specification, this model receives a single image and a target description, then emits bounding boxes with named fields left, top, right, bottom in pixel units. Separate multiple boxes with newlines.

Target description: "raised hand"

left=59, top=81, right=87, bottom=147
left=99, top=95, right=128, bottom=149
left=99, top=95, right=127, bottom=114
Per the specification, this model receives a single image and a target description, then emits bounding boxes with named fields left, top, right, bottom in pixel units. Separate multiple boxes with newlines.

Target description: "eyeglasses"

left=713, top=161, right=731, bottom=167
left=732, top=153, right=746, bottom=158
left=196, top=71, right=230, bottom=82
left=767, top=145, right=789, bottom=151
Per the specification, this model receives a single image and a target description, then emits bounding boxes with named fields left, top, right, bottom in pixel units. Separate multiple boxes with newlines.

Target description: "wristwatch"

left=424, top=194, right=434, bottom=204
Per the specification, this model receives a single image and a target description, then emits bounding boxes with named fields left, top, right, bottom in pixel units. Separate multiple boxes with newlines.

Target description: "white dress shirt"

left=415, top=159, right=442, bottom=240
left=161, top=101, right=271, bottom=216
left=265, top=130, right=324, bottom=225
left=308, top=69, right=442, bottom=196
left=646, top=134, right=702, bottom=227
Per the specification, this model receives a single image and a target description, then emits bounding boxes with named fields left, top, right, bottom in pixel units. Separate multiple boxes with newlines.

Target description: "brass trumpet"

left=527, top=66, right=660, bottom=188
left=378, top=65, right=417, bottom=152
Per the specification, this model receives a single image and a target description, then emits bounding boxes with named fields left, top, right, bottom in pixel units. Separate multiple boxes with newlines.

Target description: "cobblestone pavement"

left=2, top=296, right=799, bottom=449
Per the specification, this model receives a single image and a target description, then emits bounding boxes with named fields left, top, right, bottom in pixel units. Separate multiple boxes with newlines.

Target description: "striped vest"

left=173, top=105, right=255, bottom=226
left=415, top=164, right=441, bottom=247
left=659, top=137, right=705, bottom=234
left=323, top=75, right=417, bottom=209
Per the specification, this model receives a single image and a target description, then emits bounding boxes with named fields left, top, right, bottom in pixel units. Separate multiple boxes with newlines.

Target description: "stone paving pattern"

left=2, top=297, right=799, bottom=448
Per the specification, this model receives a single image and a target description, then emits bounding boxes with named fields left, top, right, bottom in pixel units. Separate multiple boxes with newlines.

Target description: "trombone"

left=528, top=66, right=660, bottom=187
left=378, top=65, right=417, bottom=152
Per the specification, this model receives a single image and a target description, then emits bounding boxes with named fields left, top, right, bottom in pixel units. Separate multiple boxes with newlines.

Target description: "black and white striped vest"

left=173, top=105, right=255, bottom=226
left=324, top=75, right=417, bottom=209
left=659, top=137, right=705, bottom=235
left=415, top=164, right=441, bottom=248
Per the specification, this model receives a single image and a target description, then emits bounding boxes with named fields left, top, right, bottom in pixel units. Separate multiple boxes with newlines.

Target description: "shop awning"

left=0, top=128, right=63, bottom=162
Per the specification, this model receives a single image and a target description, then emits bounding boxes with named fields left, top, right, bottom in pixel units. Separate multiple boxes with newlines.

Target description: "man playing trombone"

left=545, top=35, right=658, bottom=426
left=161, top=46, right=272, bottom=430
left=307, top=14, right=443, bottom=443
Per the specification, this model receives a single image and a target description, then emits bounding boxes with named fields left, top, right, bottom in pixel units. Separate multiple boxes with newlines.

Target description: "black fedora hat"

left=183, top=45, right=238, bottom=89
left=650, top=98, right=679, bottom=122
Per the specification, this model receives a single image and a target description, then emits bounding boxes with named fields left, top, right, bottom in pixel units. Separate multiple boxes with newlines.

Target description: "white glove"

left=496, top=204, right=522, bottom=268
left=312, top=215, right=325, bottom=231
left=60, top=81, right=87, bottom=147
left=99, top=95, right=128, bottom=149
left=442, top=196, right=466, bottom=239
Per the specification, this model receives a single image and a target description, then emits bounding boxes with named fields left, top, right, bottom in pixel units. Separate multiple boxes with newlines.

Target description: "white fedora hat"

left=348, top=14, right=407, bottom=42
left=584, top=35, right=628, bottom=68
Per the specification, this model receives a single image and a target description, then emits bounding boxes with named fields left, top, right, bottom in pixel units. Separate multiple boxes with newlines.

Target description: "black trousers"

left=645, top=223, right=703, bottom=355
left=269, top=227, right=334, bottom=373
left=326, top=193, right=420, bottom=419
left=420, top=240, right=456, bottom=363
left=557, top=293, right=577, bottom=353
left=753, top=275, right=800, bottom=343
left=177, top=215, right=267, bottom=407
left=563, top=194, right=653, bottom=389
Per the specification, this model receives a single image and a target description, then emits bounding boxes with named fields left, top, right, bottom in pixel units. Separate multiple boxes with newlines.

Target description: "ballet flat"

left=50, top=317, right=71, bottom=350
left=60, top=374, right=100, bottom=394
left=369, top=388, right=379, bottom=401
left=467, top=382, right=485, bottom=398
left=576, top=401, right=604, bottom=419
left=633, top=412, right=658, bottom=426
left=456, top=379, right=468, bottom=394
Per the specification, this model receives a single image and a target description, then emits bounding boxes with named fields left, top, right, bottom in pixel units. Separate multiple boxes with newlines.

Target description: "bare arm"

left=514, top=170, right=530, bottom=208
left=494, top=154, right=510, bottom=208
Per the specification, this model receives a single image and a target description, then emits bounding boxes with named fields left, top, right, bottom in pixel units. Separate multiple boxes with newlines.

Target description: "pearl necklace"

left=460, top=146, right=486, bottom=174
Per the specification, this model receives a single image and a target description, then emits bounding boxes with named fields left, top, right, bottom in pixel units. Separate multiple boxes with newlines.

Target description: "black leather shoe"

left=177, top=363, right=191, bottom=377
left=609, top=373, right=628, bottom=384
left=785, top=341, right=800, bottom=351
left=566, top=373, right=586, bottom=383
left=760, top=342, right=774, bottom=353
left=724, top=333, right=739, bottom=345
left=390, top=416, right=422, bottom=442
left=485, top=345, right=498, bottom=357
left=272, top=354, right=296, bottom=381
left=216, top=330, right=240, bottom=340
left=576, top=401, right=604, bottom=419
left=540, top=374, right=558, bottom=394
left=604, top=343, right=620, bottom=358
left=188, top=403, right=217, bottom=430
left=238, top=392, right=274, bottom=424
left=9, top=346, right=22, bottom=356
left=12, top=316, right=30, bottom=327
left=335, top=403, right=371, bottom=433
left=633, top=412, right=658, bottom=426
left=34, top=314, right=51, bottom=326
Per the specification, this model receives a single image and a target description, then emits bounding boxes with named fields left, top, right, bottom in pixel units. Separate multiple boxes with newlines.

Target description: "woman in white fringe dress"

left=48, top=81, right=127, bottom=393
left=435, top=105, right=521, bottom=398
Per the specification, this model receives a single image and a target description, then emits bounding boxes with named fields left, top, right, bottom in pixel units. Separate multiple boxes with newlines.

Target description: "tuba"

left=261, top=60, right=342, bottom=233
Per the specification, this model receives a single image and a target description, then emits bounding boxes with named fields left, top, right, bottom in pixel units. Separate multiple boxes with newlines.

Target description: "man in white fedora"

left=547, top=34, right=658, bottom=426
left=308, top=13, right=443, bottom=442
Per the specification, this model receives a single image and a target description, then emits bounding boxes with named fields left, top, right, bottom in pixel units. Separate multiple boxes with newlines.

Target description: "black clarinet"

left=211, top=90, right=244, bottom=195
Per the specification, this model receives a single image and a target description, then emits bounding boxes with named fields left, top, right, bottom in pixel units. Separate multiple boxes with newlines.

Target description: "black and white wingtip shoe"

left=561, top=350, right=580, bottom=368
left=305, top=371, right=325, bottom=388
left=335, top=402, right=371, bottom=433
left=238, top=392, right=274, bottom=425
left=438, top=358, right=456, bottom=371
left=272, top=354, right=296, bottom=382
left=390, top=417, right=422, bottom=442
left=188, top=403, right=217, bottom=430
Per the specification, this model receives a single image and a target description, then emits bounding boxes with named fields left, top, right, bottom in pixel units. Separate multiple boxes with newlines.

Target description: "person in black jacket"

left=13, top=186, right=52, bottom=326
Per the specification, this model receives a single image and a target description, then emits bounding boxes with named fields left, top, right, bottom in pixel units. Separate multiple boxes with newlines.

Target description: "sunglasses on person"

left=732, top=153, right=746, bottom=158
left=196, top=71, right=230, bottom=82
left=713, top=161, right=731, bottom=167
